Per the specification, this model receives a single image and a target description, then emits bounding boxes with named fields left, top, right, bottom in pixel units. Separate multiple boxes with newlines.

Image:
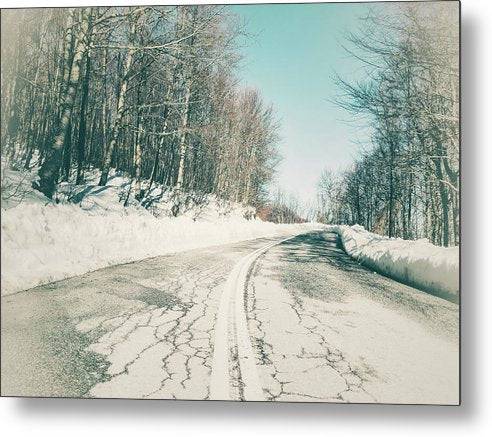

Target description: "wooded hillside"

left=1, top=6, right=280, bottom=212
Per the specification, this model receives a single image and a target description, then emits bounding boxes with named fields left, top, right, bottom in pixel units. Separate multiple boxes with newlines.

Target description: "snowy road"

left=0, top=231, right=459, bottom=404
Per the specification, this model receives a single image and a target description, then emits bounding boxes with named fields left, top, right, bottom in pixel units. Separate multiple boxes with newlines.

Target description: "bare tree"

left=2, top=5, right=282, bottom=214
left=327, top=3, right=459, bottom=246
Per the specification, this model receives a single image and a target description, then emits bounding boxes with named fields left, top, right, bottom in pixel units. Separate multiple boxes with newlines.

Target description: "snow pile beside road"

left=1, top=163, right=316, bottom=296
left=1, top=202, right=312, bottom=295
left=328, top=225, right=459, bottom=297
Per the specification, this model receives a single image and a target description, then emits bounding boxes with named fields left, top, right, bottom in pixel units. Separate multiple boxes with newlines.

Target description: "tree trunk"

left=37, top=9, right=89, bottom=198
left=148, top=139, right=162, bottom=194
left=388, top=148, right=395, bottom=238
left=4, top=51, right=22, bottom=159
left=99, top=10, right=141, bottom=186
left=175, top=78, right=192, bottom=191
left=76, top=47, right=91, bottom=184
left=61, top=120, right=73, bottom=181
left=406, top=175, right=413, bottom=239
left=133, top=121, right=143, bottom=199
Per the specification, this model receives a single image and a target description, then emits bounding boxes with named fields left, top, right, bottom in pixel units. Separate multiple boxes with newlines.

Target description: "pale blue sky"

left=229, top=2, right=379, bottom=205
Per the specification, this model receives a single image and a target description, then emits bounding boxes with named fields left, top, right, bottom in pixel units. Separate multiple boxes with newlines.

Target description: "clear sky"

left=229, top=2, right=378, bottom=207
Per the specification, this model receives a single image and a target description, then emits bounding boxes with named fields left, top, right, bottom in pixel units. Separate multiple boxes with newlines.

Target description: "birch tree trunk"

left=98, top=9, right=143, bottom=187
left=37, top=9, right=89, bottom=198
left=175, top=78, right=192, bottom=191
left=75, top=11, right=93, bottom=184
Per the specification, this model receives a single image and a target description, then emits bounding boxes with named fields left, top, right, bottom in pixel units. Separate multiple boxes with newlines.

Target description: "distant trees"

left=258, top=189, right=305, bottom=224
left=1, top=6, right=280, bottom=211
left=320, top=3, right=459, bottom=246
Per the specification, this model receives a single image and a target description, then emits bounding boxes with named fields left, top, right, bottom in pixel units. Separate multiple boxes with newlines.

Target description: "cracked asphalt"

left=247, top=232, right=459, bottom=404
left=1, top=231, right=459, bottom=404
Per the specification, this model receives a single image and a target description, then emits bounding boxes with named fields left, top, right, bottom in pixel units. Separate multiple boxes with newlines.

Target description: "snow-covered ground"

left=1, top=163, right=459, bottom=299
left=1, top=164, right=315, bottom=296
left=327, top=225, right=459, bottom=298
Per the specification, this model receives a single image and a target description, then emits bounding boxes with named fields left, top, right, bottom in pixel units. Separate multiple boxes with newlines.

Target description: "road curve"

left=244, top=231, right=458, bottom=404
left=0, top=231, right=459, bottom=404
left=210, top=234, right=301, bottom=401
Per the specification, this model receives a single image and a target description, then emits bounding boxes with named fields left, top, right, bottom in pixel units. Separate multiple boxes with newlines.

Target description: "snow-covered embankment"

left=328, top=225, right=459, bottom=299
left=1, top=164, right=316, bottom=296
left=1, top=203, right=313, bottom=296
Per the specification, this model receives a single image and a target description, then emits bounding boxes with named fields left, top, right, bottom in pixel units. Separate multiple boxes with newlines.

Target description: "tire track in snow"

left=209, top=233, right=303, bottom=401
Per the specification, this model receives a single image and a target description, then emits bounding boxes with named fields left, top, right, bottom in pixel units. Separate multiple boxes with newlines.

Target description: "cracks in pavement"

left=144, top=267, right=221, bottom=400
left=244, top=232, right=458, bottom=404
left=229, top=333, right=245, bottom=400
left=76, top=260, right=228, bottom=399
left=3, top=232, right=458, bottom=403
left=246, top=251, right=377, bottom=403
left=280, top=232, right=458, bottom=340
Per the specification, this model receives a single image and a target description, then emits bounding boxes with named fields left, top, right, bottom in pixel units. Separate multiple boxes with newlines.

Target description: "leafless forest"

left=318, top=4, right=459, bottom=246
left=1, top=4, right=459, bottom=244
left=1, top=6, right=281, bottom=213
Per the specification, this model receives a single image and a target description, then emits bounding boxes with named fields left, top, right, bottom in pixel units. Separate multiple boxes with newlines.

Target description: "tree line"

left=1, top=6, right=280, bottom=211
left=318, top=3, right=459, bottom=246
left=257, top=188, right=306, bottom=224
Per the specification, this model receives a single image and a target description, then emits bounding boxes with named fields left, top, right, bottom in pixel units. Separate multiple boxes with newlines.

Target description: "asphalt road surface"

left=1, top=231, right=459, bottom=404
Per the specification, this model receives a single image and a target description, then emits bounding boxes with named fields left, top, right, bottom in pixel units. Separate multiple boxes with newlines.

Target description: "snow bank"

left=1, top=164, right=316, bottom=295
left=328, top=225, right=459, bottom=298
left=1, top=202, right=313, bottom=295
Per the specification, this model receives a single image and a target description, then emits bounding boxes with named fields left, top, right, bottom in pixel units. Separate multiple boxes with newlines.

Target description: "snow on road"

left=1, top=231, right=459, bottom=403
left=210, top=234, right=301, bottom=401
left=1, top=201, right=312, bottom=296
left=247, top=232, right=459, bottom=404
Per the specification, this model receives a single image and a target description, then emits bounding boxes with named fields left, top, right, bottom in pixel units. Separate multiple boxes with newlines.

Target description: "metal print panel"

left=0, top=0, right=460, bottom=404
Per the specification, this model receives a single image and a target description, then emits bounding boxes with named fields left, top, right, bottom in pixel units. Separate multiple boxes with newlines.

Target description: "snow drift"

left=1, top=203, right=310, bottom=295
left=328, top=225, right=459, bottom=299
left=1, top=164, right=314, bottom=296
